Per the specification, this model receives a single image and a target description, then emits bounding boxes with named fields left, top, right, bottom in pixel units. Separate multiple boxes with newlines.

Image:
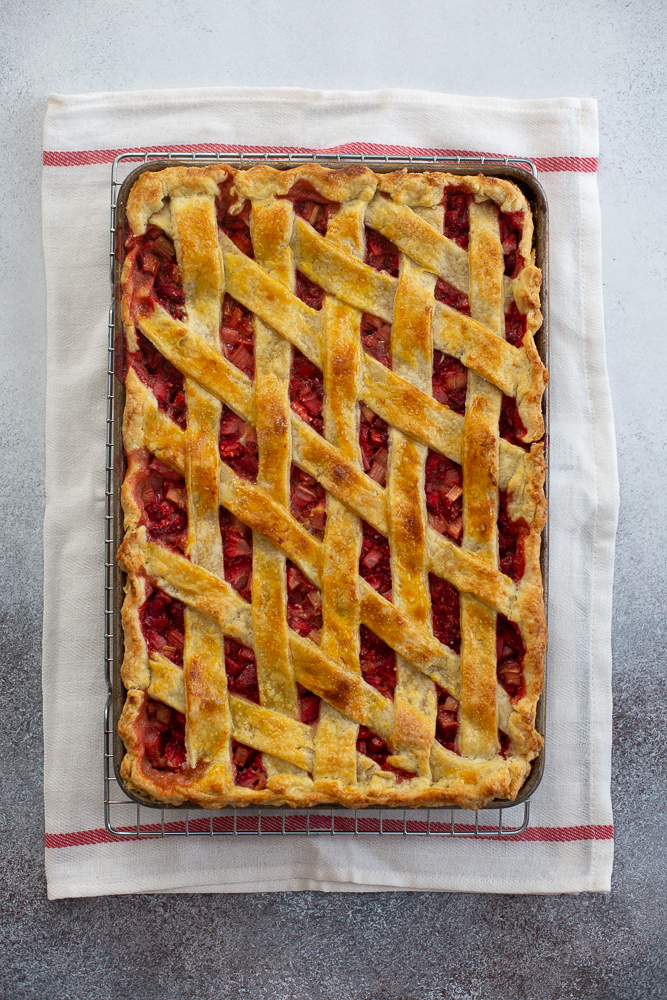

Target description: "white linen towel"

left=42, top=88, right=617, bottom=898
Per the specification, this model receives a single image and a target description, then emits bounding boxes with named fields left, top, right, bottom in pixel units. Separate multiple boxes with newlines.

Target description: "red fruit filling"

left=504, top=301, right=527, bottom=347
left=290, top=466, right=327, bottom=540
left=499, top=393, right=528, bottom=447
left=429, top=574, right=461, bottom=653
left=498, top=730, right=511, bottom=758
left=497, top=615, right=526, bottom=702
left=361, top=313, right=392, bottom=369
left=298, top=683, right=321, bottom=726
left=286, top=561, right=322, bottom=641
left=497, top=490, right=528, bottom=581
left=359, top=521, right=392, bottom=600
left=425, top=451, right=463, bottom=543
left=442, top=190, right=471, bottom=249
left=365, top=227, right=399, bottom=276
left=434, top=278, right=470, bottom=315
left=282, top=179, right=339, bottom=236
left=125, top=227, right=186, bottom=320
left=290, top=349, right=324, bottom=436
left=128, top=332, right=187, bottom=429
left=220, top=507, right=253, bottom=602
left=140, top=697, right=186, bottom=771
left=220, top=294, right=254, bottom=378
left=356, top=726, right=414, bottom=781
left=138, top=456, right=188, bottom=553
left=359, top=405, right=389, bottom=486
left=216, top=176, right=253, bottom=257
left=232, top=740, right=267, bottom=789
left=435, top=687, right=460, bottom=753
left=295, top=270, right=325, bottom=311
left=359, top=625, right=396, bottom=699
left=140, top=585, right=186, bottom=666
left=218, top=405, right=259, bottom=482
left=432, top=351, right=467, bottom=414
left=499, top=211, right=525, bottom=278
left=225, top=637, right=260, bottom=703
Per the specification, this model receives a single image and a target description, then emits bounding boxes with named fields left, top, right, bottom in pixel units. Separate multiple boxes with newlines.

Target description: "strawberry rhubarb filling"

left=359, top=406, right=389, bottom=485
left=497, top=614, right=526, bottom=702
left=220, top=294, right=255, bottom=378
left=218, top=405, right=259, bottom=483
left=125, top=228, right=186, bottom=321
left=140, top=584, right=185, bottom=666
left=290, top=466, right=326, bottom=540
left=137, top=697, right=187, bottom=772
left=290, top=349, right=324, bottom=435
left=136, top=456, right=188, bottom=553
left=425, top=451, right=463, bottom=543
left=128, top=333, right=187, bottom=428
left=497, top=490, right=528, bottom=581
left=216, top=176, right=253, bottom=257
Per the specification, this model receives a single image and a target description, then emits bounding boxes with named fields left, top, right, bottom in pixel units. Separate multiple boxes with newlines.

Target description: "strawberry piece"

left=499, top=211, right=525, bottom=278
left=497, top=489, right=529, bottom=581
left=220, top=294, right=255, bottom=377
left=225, top=638, right=260, bottom=703
left=504, top=301, right=527, bottom=347
left=218, top=405, right=259, bottom=483
left=128, top=333, right=187, bottom=428
left=432, top=350, right=467, bottom=413
left=434, top=280, right=470, bottom=315
left=499, top=394, right=528, bottom=447
left=286, top=561, right=322, bottom=638
left=425, top=450, right=464, bottom=544
left=435, top=687, right=460, bottom=752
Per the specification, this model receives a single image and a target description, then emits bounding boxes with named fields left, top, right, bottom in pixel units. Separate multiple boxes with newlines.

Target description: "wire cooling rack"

left=105, top=150, right=539, bottom=840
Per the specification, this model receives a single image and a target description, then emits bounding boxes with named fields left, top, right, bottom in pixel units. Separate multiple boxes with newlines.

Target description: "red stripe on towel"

left=42, top=143, right=597, bottom=173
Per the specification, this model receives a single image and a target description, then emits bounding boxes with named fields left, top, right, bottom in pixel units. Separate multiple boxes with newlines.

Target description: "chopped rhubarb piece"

left=139, top=585, right=186, bottom=666
left=429, top=574, right=461, bottom=653
left=289, top=465, right=327, bottom=540
left=225, top=638, right=260, bottom=703
left=364, top=227, right=399, bottom=276
left=298, top=684, right=321, bottom=725
left=432, top=350, right=468, bottom=413
left=360, top=625, right=396, bottom=699
left=295, top=270, right=325, bottom=310
left=128, top=332, right=187, bottom=429
left=124, top=228, right=186, bottom=320
left=359, top=406, right=389, bottom=486
left=281, top=180, right=340, bottom=236
left=231, top=740, right=267, bottom=788
left=496, top=615, right=526, bottom=702
left=286, top=561, right=322, bottom=639
left=499, top=393, right=528, bottom=447
left=218, top=404, right=259, bottom=482
left=497, top=490, right=529, bottom=581
left=435, top=686, right=460, bottom=753
left=361, top=313, right=392, bottom=368
left=425, top=450, right=464, bottom=544
left=359, top=521, right=392, bottom=599
left=434, top=279, right=470, bottom=315
left=290, top=349, right=324, bottom=436
left=137, top=455, right=188, bottom=553
left=220, top=507, right=253, bottom=602
left=504, top=301, right=528, bottom=347
left=140, top=697, right=187, bottom=771
left=216, top=176, right=253, bottom=257
left=220, top=294, right=255, bottom=377
left=442, top=190, right=471, bottom=249
left=499, top=211, right=525, bottom=278
left=356, top=725, right=415, bottom=781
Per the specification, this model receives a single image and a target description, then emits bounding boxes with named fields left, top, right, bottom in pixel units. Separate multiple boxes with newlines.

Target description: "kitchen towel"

left=42, top=88, right=617, bottom=898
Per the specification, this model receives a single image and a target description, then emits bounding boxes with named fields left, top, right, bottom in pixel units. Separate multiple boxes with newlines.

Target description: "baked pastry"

left=117, top=162, right=547, bottom=810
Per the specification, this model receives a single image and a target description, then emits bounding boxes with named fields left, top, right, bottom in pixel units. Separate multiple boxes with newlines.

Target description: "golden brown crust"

left=118, top=163, right=547, bottom=810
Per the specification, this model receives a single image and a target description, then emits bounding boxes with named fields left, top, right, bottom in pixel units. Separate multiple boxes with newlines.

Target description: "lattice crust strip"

left=118, top=163, right=547, bottom=810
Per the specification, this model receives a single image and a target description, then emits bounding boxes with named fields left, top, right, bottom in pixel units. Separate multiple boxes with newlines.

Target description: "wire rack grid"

left=105, top=149, right=537, bottom=840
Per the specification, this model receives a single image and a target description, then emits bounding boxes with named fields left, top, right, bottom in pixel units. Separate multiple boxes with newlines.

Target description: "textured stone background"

left=1, top=2, right=666, bottom=998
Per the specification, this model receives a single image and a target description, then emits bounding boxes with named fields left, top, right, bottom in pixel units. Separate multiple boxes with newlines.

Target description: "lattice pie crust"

left=117, top=163, right=547, bottom=810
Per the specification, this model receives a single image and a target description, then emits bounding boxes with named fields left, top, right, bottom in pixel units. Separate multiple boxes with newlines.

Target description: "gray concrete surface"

left=1, top=1, right=666, bottom=997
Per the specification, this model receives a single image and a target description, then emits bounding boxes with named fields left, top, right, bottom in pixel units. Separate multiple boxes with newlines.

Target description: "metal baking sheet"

left=106, top=153, right=549, bottom=825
